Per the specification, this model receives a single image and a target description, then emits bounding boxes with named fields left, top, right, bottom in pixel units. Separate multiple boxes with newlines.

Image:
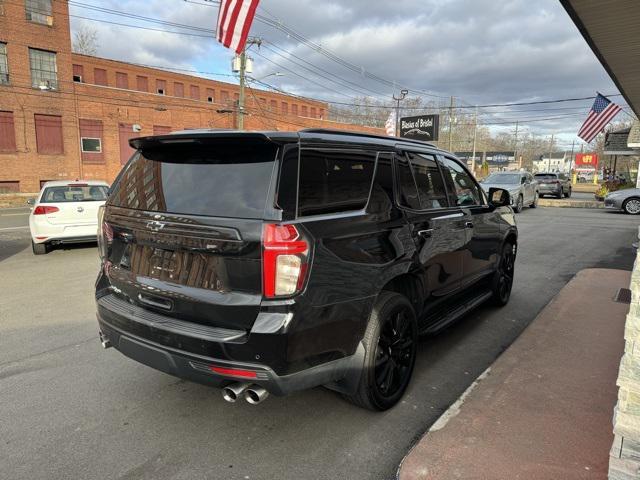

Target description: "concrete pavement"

left=399, top=268, right=630, bottom=480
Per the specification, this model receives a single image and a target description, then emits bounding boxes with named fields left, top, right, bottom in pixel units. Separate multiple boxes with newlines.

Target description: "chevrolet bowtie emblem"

left=146, top=220, right=166, bottom=232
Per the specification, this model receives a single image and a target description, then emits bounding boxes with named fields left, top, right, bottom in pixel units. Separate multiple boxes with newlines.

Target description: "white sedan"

left=29, top=180, right=109, bottom=255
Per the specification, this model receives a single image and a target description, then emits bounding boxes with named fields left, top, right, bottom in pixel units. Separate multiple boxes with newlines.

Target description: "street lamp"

left=250, top=72, right=285, bottom=82
left=393, top=89, right=409, bottom=137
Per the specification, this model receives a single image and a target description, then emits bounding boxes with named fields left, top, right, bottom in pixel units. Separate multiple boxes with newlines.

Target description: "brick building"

left=0, top=0, right=382, bottom=193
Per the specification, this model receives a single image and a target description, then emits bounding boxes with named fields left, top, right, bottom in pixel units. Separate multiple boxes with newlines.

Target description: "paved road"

left=0, top=207, right=31, bottom=261
left=1, top=207, right=638, bottom=480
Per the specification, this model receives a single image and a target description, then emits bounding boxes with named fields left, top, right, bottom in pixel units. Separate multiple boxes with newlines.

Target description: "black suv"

left=95, top=129, right=517, bottom=411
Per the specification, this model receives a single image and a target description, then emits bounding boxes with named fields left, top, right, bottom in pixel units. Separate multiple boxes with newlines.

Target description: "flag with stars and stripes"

left=385, top=111, right=396, bottom=137
left=577, top=93, right=622, bottom=143
left=216, top=0, right=260, bottom=54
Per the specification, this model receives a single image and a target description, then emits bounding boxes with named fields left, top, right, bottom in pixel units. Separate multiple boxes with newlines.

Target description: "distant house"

left=533, top=152, right=571, bottom=174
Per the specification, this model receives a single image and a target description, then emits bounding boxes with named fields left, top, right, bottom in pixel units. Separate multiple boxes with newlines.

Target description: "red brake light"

left=33, top=205, right=59, bottom=215
left=210, top=366, right=258, bottom=379
left=262, top=224, right=309, bottom=298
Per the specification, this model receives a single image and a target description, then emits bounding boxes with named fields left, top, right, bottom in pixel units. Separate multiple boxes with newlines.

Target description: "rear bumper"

left=30, top=220, right=98, bottom=243
left=97, top=316, right=364, bottom=396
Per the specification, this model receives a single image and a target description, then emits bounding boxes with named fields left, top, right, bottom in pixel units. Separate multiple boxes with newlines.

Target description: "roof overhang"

left=560, top=0, right=640, bottom=116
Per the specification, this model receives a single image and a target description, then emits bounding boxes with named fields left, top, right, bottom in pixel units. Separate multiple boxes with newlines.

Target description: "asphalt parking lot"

left=1, top=206, right=638, bottom=480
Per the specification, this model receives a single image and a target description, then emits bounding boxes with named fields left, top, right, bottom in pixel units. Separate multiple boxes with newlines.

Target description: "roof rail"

left=299, top=128, right=436, bottom=148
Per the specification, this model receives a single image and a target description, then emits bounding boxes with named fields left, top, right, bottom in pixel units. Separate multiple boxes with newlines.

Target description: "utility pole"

left=548, top=134, right=554, bottom=172
left=513, top=121, right=519, bottom=169
left=393, top=89, right=409, bottom=137
left=237, top=38, right=261, bottom=130
left=569, top=139, right=576, bottom=183
left=448, top=96, right=455, bottom=151
left=471, top=106, right=478, bottom=175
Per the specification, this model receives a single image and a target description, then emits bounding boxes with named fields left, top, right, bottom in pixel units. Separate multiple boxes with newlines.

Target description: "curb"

left=538, top=199, right=603, bottom=209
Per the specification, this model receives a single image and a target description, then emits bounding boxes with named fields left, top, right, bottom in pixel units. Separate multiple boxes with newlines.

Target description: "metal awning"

left=560, top=0, right=640, bottom=117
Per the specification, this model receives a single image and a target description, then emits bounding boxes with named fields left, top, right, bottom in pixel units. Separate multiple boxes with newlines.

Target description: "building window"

left=94, top=68, right=107, bottom=86
left=270, top=100, right=277, bottom=112
left=34, top=114, right=63, bottom=154
left=319, top=109, right=324, bottom=119
left=136, top=75, right=148, bottom=92
left=206, top=88, right=215, bottom=103
left=79, top=119, right=103, bottom=163
left=221, top=90, right=230, bottom=103
left=174, top=82, right=184, bottom=97
left=310, top=107, right=316, bottom=118
left=301, top=106, right=308, bottom=117
left=291, top=104, right=298, bottom=115
left=72, top=64, right=83, bottom=83
left=81, top=137, right=101, bottom=153
left=0, top=43, right=8, bottom=85
left=0, top=181, right=19, bottom=193
left=281, top=102, right=288, bottom=115
left=25, top=0, right=53, bottom=25
left=190, top=85, right=200, bottom=100
left=116, top=71, right=128, bottom=89
left=29, top=48, right=57, bottom=90
left=0, top=1, right=5, bottom=15
left=156, top=79, right=166, bottom=95
left=0, top=111, right=17, bottom=152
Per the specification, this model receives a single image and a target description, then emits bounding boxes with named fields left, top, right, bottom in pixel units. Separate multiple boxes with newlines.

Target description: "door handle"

left=417, top=229, right=434, bottom=238
left=464, top=221, right=474, bottom=229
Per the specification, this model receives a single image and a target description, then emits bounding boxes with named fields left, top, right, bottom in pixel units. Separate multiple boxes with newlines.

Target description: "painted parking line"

left=0, top=226, right=30, bottom=231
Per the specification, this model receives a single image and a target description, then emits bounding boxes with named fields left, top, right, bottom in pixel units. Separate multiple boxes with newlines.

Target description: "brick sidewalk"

left=399, top=269, right=630, bottom=480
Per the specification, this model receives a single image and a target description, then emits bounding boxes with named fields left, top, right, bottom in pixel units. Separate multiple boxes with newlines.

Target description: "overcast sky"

left=69, top=0, right=634, bottom=148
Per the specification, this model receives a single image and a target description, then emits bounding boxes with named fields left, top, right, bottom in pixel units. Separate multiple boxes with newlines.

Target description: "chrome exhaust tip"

left=99, top=331, right=112, bottom=349
left=222, top=382, right=250, bottom=403
left=244, top=386, right=269, bottom=405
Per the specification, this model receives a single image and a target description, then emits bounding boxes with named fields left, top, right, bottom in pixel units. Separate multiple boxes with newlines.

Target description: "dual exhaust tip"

left=222, top=382, right=269, bottom=405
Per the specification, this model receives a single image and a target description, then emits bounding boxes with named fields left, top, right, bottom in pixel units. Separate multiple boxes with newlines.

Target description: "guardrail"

left=610, top=228, right=640, bottom=479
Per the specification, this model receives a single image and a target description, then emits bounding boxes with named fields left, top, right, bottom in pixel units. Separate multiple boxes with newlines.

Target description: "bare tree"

left=73, top=25, right=99, bottom=56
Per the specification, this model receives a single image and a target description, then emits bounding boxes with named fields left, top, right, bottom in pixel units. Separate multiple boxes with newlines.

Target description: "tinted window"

left=298, top=149, right=376, bottom=216
left=407, top=152, right=448, bottom=209
left=42, top=185, right=108, bottom=202
left=396, top=156, right=421, bottom=210
left=535, top=174, right=558, bottom=180
left=440, top=157, right=483, bottom=206
left=484, top=173, right=520, bottom=184
left=276, top=145, right=299, bottom=220
left=367, top=153, right=394, bottom=214
left=109, top=139, right=278, bottom=218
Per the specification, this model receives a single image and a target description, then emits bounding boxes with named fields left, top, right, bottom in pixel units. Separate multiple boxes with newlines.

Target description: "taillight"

left=97, top=206, right=113, bottom=260
left=262, top=224, right=309, bottom=298
left=32, top=205, right=59, bottom=215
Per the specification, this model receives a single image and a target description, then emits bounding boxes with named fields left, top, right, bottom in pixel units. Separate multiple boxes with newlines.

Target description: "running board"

left=420, top=290, right=493, bottom=335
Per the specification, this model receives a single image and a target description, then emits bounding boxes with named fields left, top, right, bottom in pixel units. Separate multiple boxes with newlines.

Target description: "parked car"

left=480, top=171, right=538, bottom=213
left=604, top=188, right=640, bottom=214
left=535, top=173, right=572, bottom=198
left=95, top=129, right=517, bottom=411
left=28, top=180, right=109, bottom=255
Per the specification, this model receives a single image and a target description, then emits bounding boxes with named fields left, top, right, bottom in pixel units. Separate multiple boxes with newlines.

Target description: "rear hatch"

left=41, top=184, right=108, bottom=225
left=102, top=134, right=281, bottom=331
left=535, top=174, right=558, bottom=186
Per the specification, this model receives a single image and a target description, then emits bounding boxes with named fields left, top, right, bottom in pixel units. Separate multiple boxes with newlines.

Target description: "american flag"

left=385, top=111, right=396, bottom=137
left=577, top=93, right=622, bottom=143
left=216, top=0, right=260, bottom=54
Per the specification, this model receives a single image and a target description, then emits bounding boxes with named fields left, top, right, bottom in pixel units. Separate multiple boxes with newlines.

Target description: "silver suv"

left=480, top=172, right=538, bottom=213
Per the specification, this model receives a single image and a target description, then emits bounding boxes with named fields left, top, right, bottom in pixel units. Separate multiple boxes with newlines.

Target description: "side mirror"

left=26, top=198, right=35, bottom=206
left=488, top=188, right=510, bottom=208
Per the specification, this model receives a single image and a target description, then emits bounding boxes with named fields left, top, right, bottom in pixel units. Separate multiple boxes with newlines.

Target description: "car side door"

left=439, top=155, right=503, bottom=288
left=395, top=150, right=466, bottom=316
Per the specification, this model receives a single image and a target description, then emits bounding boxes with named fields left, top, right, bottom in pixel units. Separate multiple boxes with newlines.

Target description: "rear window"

left=109, top=139, right=278, bottom=218
left=42, top=185, right=108, bottom=202
left=297, top=149, right=376, bottom=217
left=535, top=174, right=557, bottom=180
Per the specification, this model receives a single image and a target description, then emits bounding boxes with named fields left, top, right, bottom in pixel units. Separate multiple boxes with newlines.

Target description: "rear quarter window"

left=297, top=149, right=377, bottom=217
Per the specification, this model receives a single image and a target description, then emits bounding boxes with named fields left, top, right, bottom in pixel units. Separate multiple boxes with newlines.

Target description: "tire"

left=491, top=242, right=516, bottom=306
left=344, top=291, right=418, bottom=411
left=623, top=198, right=640, bottom=215
left=514, top=195, right=523, bottom=213
left=32, top=241, right=49, bottom=255
left=564, top=187, right=571, bottom=198
left=555, top=188, right=563, bottom=199
left=529, top=192, right=538, bottom=208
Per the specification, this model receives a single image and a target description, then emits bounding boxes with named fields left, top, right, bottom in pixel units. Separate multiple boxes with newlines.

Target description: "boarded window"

left=291, top=104, right=298, bottom=115
left=221, top=90, right=230, bottom=103
left=136, top=75, right=148, bottom=92
left=174, top=82, right=184, bottom=97
left=281, top=102, right=288, bottom=115
left=25, top=0, right=52, bottom=25
left=0, top=111, right=16, bottom=152
left=319, top=109, right=324, bottom=119
left=116, top=72, right=128, bottom=89
left=153, top=125, right=172, bottom=136
left=79, top=119, right=104, bottom=164
left=270, top=100, right=277, bottom=112
left=301, top=106, right=308, bottom=117
left=29, top=48, right=57, bottom=89
left=206, top=88, right=215, bottom=103
left=72, top=64, right=83, bottom=82
left=190, top=85, right=200, bottom=100
left=94, top=68, right=107, bottom=86
left=310, top=107, right=316, bottom=118
left=34, top=114, right=63, bottom=154
left=156, top=79, right=166, bottom=95
left=0, top=181, right=19, bottom=193
left=0, top=43, right=9, bottom=85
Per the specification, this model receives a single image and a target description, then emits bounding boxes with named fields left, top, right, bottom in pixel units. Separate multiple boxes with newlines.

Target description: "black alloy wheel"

left=514, top=195, right=524, bottom=213
left=491, top=242, right=516, bottom=306
left=530, top=192, right=538, bottom=208
left=345, top=292, right=417, bottom=411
